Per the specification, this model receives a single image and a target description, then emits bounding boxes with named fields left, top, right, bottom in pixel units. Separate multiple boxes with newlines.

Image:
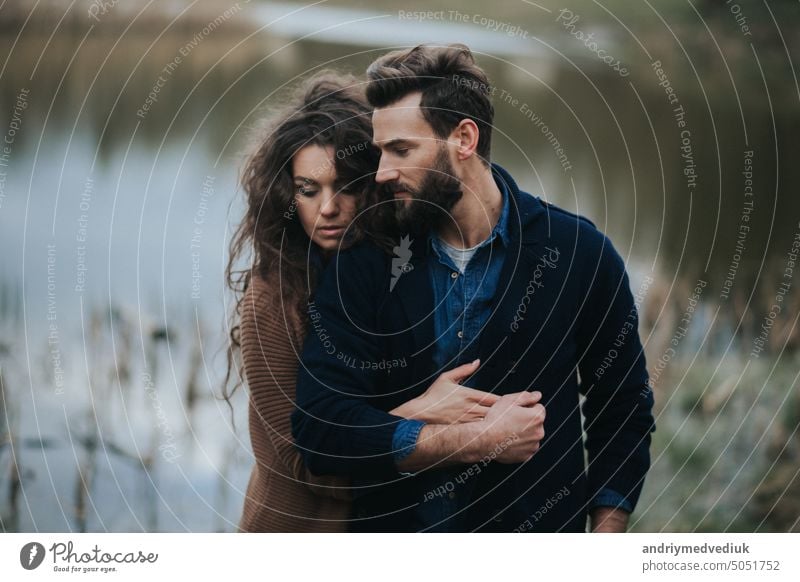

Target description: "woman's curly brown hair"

left=222, top=71, right=396, bottom=408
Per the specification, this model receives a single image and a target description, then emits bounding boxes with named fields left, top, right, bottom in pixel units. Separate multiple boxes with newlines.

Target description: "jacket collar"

left=491, top=163, right=548, bottom=246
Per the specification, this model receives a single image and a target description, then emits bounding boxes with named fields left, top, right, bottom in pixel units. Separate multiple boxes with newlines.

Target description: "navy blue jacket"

left=292, top=164, right=655, bottom=532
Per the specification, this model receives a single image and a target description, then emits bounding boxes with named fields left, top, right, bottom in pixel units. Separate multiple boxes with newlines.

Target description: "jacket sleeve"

left=576, top=232, right=656, bottom=511
left=239, top=283, right=351, bottom=500
left=291, top=247, right=405, bottom=478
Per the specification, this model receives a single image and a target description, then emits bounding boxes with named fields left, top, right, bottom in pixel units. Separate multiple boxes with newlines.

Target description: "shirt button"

left=457, top=330, right=463, bottom=339
left=448, top=492, right=456, bottom=499
left=450, top=271, right=458, bottom=279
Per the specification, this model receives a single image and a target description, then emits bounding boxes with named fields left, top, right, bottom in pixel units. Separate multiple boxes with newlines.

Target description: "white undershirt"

left=438, top=237, right=483, bottom=274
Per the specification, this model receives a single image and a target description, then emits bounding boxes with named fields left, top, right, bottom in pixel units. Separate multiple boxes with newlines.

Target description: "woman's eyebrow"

left=292, top=176, right=318, bottom=185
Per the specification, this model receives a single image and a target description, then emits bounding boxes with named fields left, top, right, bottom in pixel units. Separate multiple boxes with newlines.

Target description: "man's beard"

left=388, top=149, right=463, bottom=236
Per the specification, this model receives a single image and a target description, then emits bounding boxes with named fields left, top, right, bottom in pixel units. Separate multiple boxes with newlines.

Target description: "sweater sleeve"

left=239, top=282, right=350, bottom=501
left=291, top=247, right=406, bottom=479
left=576, top=232, right=656, bottom=512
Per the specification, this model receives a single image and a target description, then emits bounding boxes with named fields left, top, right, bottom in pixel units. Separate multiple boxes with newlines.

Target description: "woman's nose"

left=319, top=190, right=339, bottom=217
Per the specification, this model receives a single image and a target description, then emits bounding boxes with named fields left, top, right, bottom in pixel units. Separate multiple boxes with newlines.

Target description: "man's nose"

left=375, top=157, right=399, bottom=184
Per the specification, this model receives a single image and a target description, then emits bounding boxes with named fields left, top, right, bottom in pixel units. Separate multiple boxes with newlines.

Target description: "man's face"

left=372, top=92, right=462, bottom=234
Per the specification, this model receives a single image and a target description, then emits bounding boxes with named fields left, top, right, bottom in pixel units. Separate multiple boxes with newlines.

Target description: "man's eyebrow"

left=372, top=138, right=413, bottom=149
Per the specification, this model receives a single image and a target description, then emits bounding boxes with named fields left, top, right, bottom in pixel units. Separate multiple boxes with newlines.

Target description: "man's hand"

left=395, top=390, right=545, bottom=472
left=391, top=359, right=500, bottom=424
left=480, top=391, right=546, bottom=464
left=590, top=507, right=630, bottom=532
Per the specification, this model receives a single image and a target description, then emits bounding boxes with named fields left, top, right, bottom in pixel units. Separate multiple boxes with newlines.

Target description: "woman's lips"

left=317, top=225, right=345, bottom=237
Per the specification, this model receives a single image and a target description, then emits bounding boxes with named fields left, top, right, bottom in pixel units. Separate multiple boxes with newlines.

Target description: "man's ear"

left=451, top=119, right=480, bottom=161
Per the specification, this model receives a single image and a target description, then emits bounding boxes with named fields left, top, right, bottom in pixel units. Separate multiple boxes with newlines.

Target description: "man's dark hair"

left=366, top=44, right=494, bottom=165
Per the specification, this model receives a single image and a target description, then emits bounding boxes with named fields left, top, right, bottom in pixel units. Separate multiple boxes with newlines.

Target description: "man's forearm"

left=395, top=423, right=485, bottom=473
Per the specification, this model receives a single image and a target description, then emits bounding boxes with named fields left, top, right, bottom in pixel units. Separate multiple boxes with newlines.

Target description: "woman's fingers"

left=461, top=387, right=500, bottom=405
left=465, top=403, right=494, bottom=421
left=439, top=358, right=480, bottom=384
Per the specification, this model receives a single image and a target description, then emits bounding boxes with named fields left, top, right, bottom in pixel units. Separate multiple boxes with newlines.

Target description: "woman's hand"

left=391, top=359, right=499, bottom=424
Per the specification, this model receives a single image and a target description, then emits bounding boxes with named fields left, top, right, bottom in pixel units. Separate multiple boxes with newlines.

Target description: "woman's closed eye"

left=296, top=184, right=318, bottom=197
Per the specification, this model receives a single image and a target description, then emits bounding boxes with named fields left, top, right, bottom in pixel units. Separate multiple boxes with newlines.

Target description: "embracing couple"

left=226, top=44, right=655, bottom=533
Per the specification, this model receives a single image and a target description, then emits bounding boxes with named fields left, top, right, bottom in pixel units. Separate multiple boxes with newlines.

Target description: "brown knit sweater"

left=237, top=274, right=351, bottom=532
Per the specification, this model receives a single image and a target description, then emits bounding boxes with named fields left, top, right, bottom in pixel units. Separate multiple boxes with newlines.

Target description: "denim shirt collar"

left=428, top=167, right=511, bottom=256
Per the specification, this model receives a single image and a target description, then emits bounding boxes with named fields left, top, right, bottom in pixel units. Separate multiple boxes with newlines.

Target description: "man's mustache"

left=383, top=182, right=416, bottom=196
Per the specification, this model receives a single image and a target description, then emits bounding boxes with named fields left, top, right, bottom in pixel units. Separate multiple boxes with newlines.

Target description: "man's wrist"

left=590, top=506, right=630, bottom=532
left=455, top=421, right=489, bottom=464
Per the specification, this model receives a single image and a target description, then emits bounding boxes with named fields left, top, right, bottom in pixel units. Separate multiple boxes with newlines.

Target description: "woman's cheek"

left=295, top=198, right=318, bottom=238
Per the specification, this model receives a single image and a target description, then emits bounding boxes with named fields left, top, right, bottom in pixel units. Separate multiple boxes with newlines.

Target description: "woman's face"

left=292, top=144, right=359, bottom=253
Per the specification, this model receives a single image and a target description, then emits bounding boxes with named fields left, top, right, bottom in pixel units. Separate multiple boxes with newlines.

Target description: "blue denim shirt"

left=427, top=189, right=512, bottom=371
left=391, top=173, right=631, bottom=528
